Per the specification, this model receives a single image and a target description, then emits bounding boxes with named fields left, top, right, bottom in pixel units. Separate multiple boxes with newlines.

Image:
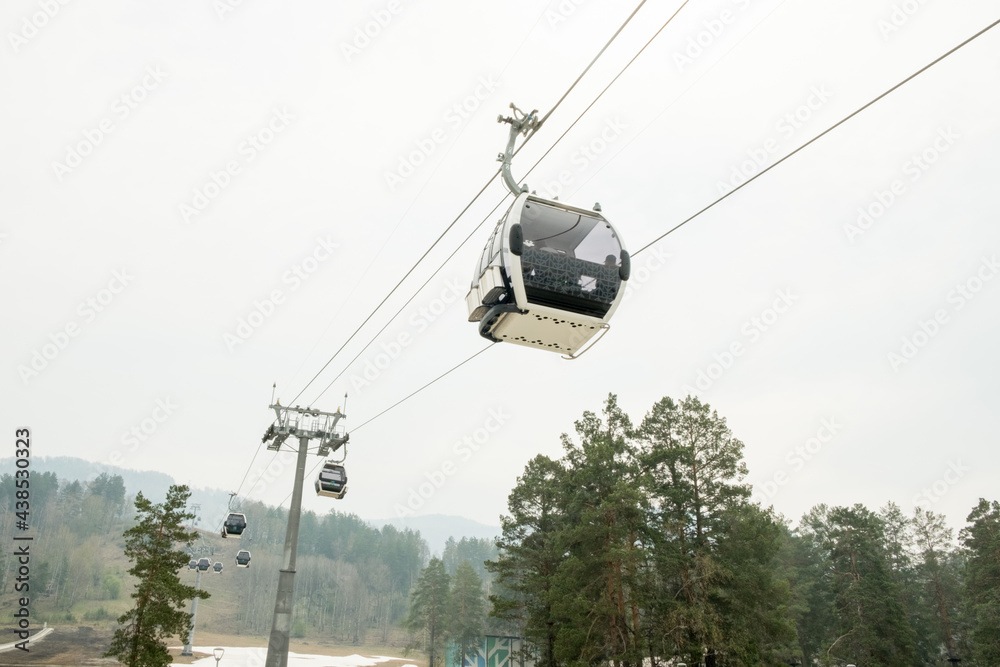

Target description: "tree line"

left=5, top=393, right=998, bottom=667
left=229, top=502, right=428, bottom=643
left=0, top=471, right=129, bottom=616
left=427, top=394, right=999, bottom=667
left=0, top=471, right=431, bottom=644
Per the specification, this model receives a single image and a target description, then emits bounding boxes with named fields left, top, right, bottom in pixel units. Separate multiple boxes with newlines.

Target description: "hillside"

left=1, top=457, right=501, bottom=554
left=0, top=464, right=504, bottom=657
left=0, top=456, right=233, bottom=530
left=367, top=515, right=500, bottom=557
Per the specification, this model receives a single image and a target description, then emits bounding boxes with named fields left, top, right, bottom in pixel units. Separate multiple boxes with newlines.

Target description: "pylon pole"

left=260, top=402, right=348, bottom=667
left=264, top=436, right=309, bottom=667
left=182, top=568, right=203, bottom=656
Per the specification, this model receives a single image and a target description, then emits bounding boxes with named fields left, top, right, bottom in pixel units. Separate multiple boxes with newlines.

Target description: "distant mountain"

left=0, top=456, right=234, bottom=531
left=365, top=514, right=500, bottom=557
left=1, top=456, right=501, bottom=553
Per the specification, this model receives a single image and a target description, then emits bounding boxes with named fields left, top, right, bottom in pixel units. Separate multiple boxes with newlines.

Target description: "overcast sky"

left=3, top=0, right=998, bottom=535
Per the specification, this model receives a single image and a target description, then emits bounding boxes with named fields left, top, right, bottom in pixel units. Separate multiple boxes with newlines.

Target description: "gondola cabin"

left=315, top=462, right=348, bottom=499
left=221, top=512, right=247, bottom=538
left=188, top=558, right=198, bottom=570
left=236, top=550, right=251, bottom=568
left=466, top=192, right=629, bottom=357
left=213, top=561, right=223, bottom=574
left=197, top=557, right=211, bottom=572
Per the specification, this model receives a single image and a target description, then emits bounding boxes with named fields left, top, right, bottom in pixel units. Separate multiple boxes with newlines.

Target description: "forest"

left=0, top=470, right=460, bottom=645
left=1, top=394, right=997, bottom=667
left=478, top=395, right=999, bottom=667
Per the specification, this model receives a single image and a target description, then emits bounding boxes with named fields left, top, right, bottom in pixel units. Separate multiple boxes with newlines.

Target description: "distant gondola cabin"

left=315, top=462, right=348, bottom=499
left=222, top=512, right=246, bottom=538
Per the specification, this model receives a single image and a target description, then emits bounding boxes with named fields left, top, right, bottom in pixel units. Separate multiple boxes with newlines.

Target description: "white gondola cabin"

left=221, top=512, right=246, bottom=538
left=197, top=557, right=211, bottom=572
left=315, top=462, right=347, bottom=499
left=236, top=550, right=251, bottom=568
left=466, top=192, right=629, bottom=357
left=213, top=561, right=223, bottom=574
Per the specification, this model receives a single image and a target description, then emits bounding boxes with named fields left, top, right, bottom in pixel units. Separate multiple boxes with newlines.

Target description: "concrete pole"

left=264, top=435, right=310, bottom=667
left=182, top=568, right=203, bottom=656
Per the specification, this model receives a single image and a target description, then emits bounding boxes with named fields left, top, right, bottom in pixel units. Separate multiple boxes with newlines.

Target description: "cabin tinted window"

left=476, top=220, right=505, bottom=278
left=518, top=199, right=623, bottom=316
left=519, top=200, right=621, bottom=263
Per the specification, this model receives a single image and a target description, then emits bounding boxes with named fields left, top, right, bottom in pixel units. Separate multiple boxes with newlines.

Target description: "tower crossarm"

left=264, top=404, right=347, bottom=451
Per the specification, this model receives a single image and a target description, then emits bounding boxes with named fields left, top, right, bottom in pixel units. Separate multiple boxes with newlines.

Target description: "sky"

left=3, top=0, right=999, bottom=537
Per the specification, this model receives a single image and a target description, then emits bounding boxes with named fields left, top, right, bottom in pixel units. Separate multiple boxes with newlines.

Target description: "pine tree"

left=406, top=557, right=451, bottom=667
left=821, top=505, right=917, bottom=666
left=450, top=561, right=487, bottom=667
left=960, top=498, right=1000, bottom=665
left=105, top=485, right=208, bottom=667
left=912, top=508, right=961, bottom=662
left=638, top=395, right=791, bottom=666
left=879, top=503, right=934, bottom=664
left=552, top=395, right=646, bottom=667
left=492, top=395, right=792, bottom=667
left=488, top=454, right=568, bottom=667
left=774, top=521, right=833, bottom=665
left=792, top=505, right=840, bottom=663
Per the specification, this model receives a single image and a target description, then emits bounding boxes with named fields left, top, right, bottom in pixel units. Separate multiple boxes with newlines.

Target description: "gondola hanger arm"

left=497, top=103, right=540, bottom=196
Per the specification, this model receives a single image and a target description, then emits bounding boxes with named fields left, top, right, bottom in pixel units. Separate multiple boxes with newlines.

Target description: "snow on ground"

left=183, top=646, right=417, bottom=667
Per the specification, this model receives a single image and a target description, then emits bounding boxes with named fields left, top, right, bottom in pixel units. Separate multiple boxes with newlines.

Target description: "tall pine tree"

left=912, top=507, right=962, bottom=662
left=449, top=561, right=487, bottom=667
left=960, top=498, right=1000, bottom=665
left=406, top=557, right=451, bottom=667
left=105, top=485, right=207, bottom=667
left=819, top=505, right=917, bottom=666
left=488, top=454, right=568, bottom=667
left=638, top=395, right=791, bottom=666
left=553, top=395, right=646, bottom=667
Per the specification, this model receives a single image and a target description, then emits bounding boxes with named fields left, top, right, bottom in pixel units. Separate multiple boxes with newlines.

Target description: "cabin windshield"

left=518, top=199, right=623, bottom=316
left=520, top=200, right=621, bottom=263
